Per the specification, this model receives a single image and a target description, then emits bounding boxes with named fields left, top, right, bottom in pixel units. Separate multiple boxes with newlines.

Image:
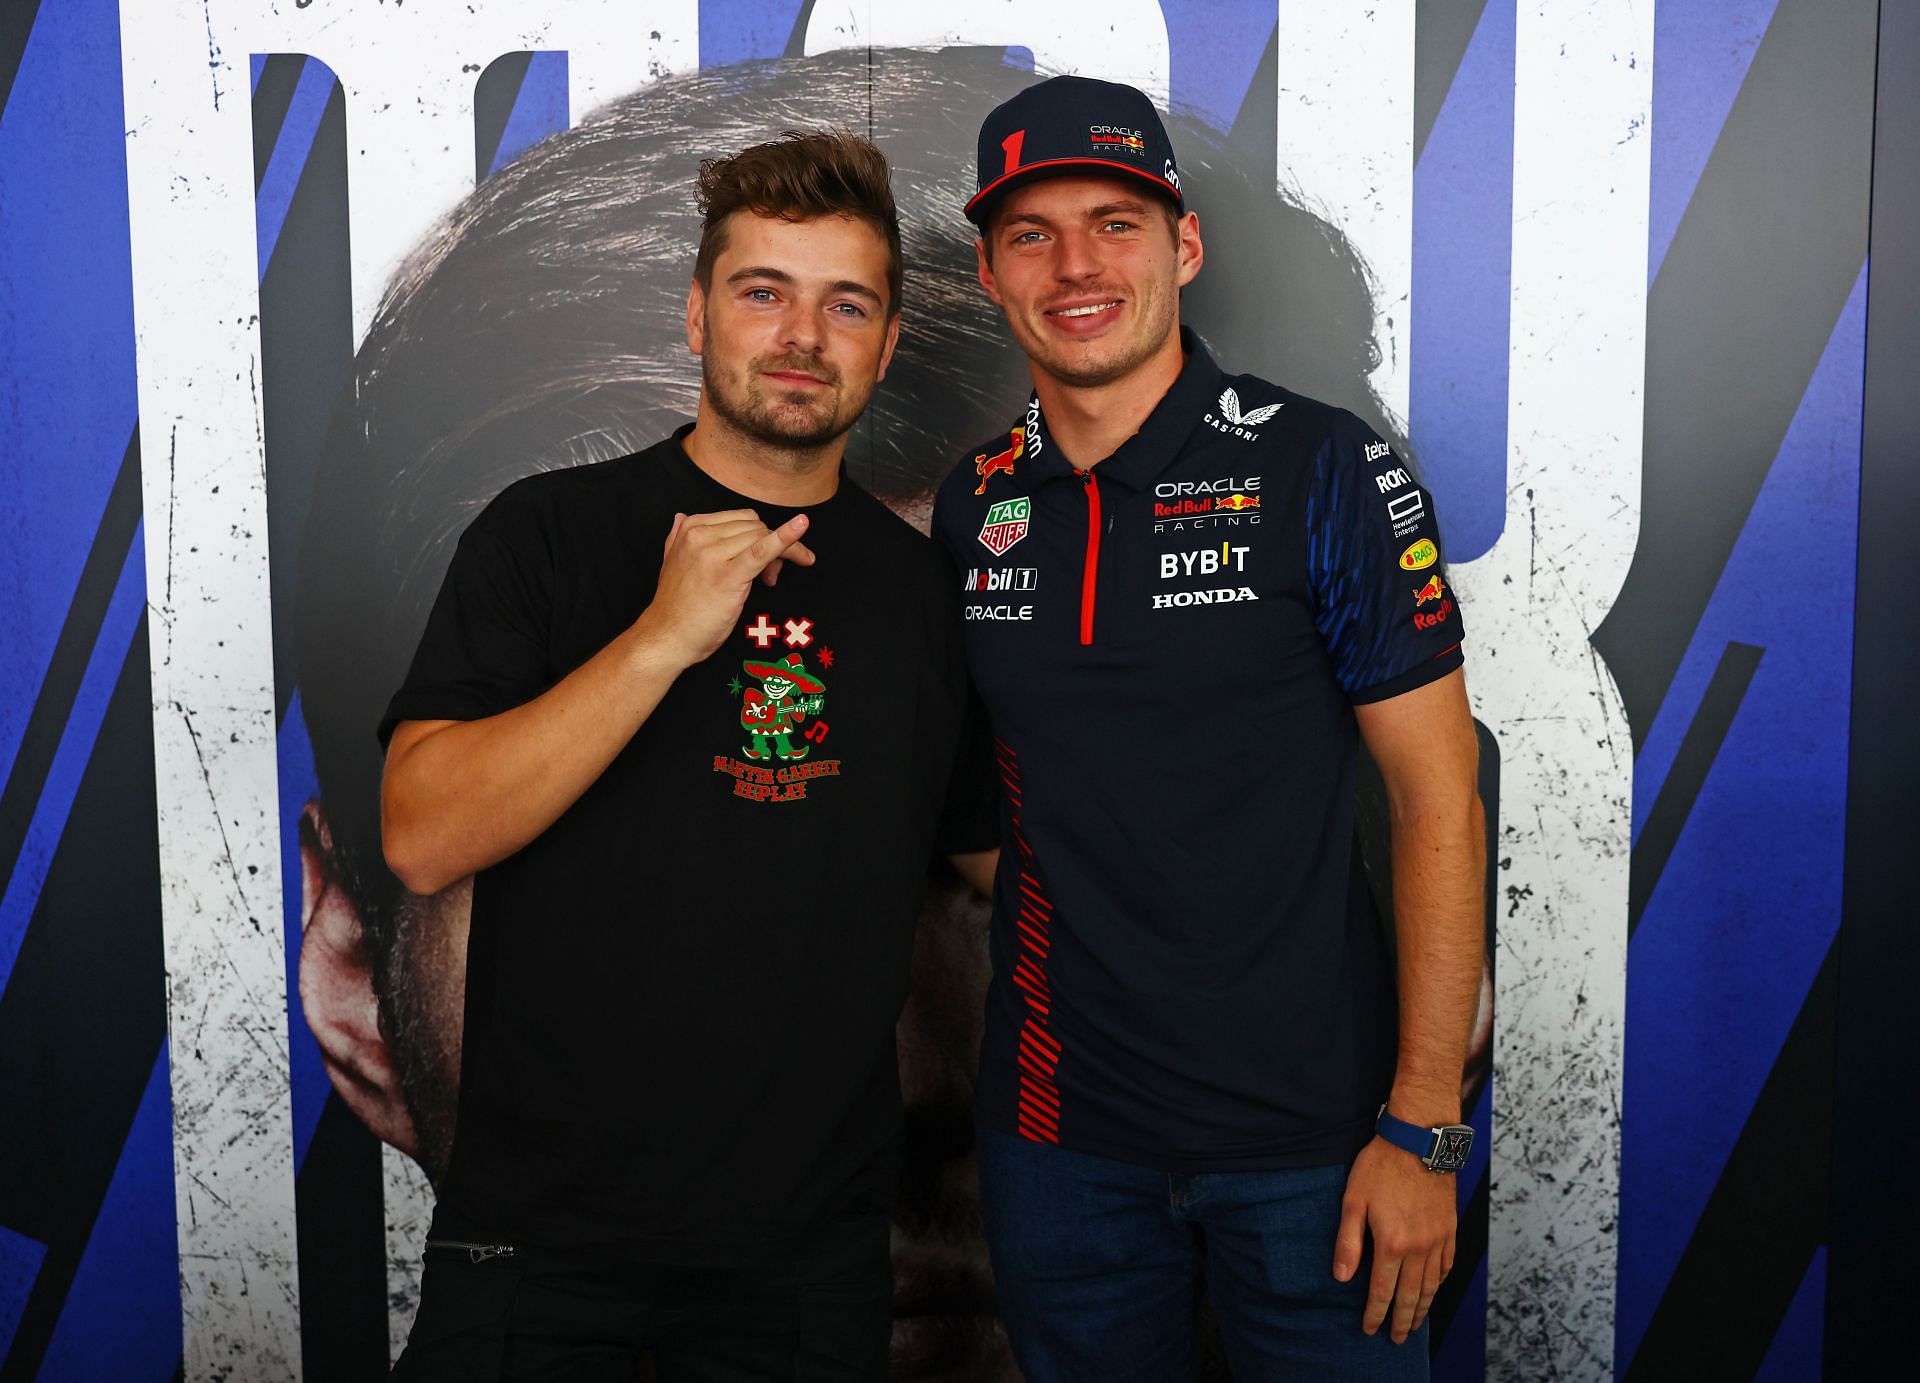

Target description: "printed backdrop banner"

left=0, top=1, right=1877, bottom=1379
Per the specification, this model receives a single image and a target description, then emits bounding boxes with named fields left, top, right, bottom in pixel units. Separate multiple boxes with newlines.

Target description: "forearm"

left=1384, top=793, right=1486, bottom=1125
left=948, top=847, right=999, bottom=897
left=382, top=609, right=688, bottom=893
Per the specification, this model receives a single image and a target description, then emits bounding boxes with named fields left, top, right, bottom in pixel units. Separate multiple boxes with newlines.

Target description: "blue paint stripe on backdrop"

left=0, top=1224, right=48, bottom=1368
left=0, top=525, right=146, bottom=1002
left=279, top=692, right=331, bottom=1170
left=1615, top=265, right=1865, bottom=1368
left=1166, top=4, right=1274, bottom=133
left=37, top=1046, right=180, bottom=1383
left=1630, top=260, right=1868, bottom=831
left=251, top=52, right=265, bottom=93
left=0, top=0, right=137, bottom=793
left=488, top=51, right=570, bottom=178
left=1407, top=0, right=1513, bottom=563
left=1455, top=1076, right=1491, bottom=1215
left=1648, top=0, right=1780, bottom=284
left=1752, top=1244, right=1825, bottom=1383
left=698, top=0, right=810, bottom=68
left=1430, top=1259, right=1487, bottom=1383
left=256, top=57, right=337, bottom=282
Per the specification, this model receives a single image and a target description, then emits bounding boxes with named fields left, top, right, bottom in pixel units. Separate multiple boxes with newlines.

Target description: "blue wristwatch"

left=1375, top=1106, right=1475, bottom=1173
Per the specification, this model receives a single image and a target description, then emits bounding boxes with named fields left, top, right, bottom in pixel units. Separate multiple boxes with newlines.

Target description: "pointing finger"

left=746, top=514, right=812, bottom=570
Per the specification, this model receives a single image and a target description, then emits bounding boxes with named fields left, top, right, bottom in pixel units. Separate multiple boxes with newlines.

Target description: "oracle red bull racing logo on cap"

left=978, top=496, right=1031, bottom=557
left=1089, top=124, right=1147, bottom=156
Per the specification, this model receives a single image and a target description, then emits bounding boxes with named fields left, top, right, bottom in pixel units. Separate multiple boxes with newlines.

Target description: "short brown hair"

left=694, top=129, right=903, bottom=317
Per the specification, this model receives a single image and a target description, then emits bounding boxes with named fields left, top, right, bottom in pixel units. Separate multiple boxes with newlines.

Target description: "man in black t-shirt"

left=934, top=78, right=1486, bottom=1381
left=379, top=131, right=996, bottom=1382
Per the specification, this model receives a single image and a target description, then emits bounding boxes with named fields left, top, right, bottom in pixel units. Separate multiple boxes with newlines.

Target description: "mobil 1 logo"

left=964, top=566, right=1038, bottom=593
left=964, top=565, right=1037, bottom=622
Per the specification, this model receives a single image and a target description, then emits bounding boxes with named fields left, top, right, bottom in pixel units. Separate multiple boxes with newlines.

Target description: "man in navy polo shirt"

left=932, top=76, right=1486, bottom=1380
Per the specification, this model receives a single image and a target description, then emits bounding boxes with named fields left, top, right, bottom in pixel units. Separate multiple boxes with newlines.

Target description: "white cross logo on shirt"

left=784, top=618, right=814, bottom=648
left=746, top=614, right=779, bottom=648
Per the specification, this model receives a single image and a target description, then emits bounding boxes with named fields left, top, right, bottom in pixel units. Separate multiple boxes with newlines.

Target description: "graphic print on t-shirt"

left=739, top=652, right=824, bottom=761
left=712, top=610, right=842, bottom=803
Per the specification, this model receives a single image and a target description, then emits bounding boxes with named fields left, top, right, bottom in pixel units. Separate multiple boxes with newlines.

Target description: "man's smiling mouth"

left=1046, top=301, right=1122, bottom=318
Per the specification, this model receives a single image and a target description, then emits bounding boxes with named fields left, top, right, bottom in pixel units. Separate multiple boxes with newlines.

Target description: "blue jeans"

left=977, top=1130, right=1429, bottom=1383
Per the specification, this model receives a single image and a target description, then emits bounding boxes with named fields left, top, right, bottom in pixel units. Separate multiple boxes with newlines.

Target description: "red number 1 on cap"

left=1002, top=129, right=1026, bottom=176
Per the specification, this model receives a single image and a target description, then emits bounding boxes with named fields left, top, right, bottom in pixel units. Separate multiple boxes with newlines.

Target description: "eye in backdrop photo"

left=0, top=1, right=1907, bottom=1380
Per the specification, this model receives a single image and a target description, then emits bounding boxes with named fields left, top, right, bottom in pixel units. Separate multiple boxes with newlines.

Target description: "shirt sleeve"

left=1306, top=420, right=1465, bottom=704
left=925, top=541, right=1001, bottom=855
left=935, top=684, right=1001, bottom=856
left=376, top=493, right=556, bottom=747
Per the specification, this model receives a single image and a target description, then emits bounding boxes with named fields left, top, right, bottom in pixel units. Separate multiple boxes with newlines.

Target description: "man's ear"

left=1175, top=210, right=1204, bottom=289
left=975, top=238, right=1003, bottom=306
left=686, top=275, right=707, bottom=356
left=876, top=312, right=902, bottom=384
left=297, top=802, right=419, bottom=1157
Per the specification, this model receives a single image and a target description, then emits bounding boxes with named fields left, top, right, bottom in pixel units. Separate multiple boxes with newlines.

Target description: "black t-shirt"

left=932, top=331, right=1463, bottom=1171
left=381, top=429, right=996, bottom=1262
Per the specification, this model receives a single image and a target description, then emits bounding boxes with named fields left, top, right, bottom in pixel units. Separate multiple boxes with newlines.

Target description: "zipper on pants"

left=425, top=1238, right=519, bottom=1264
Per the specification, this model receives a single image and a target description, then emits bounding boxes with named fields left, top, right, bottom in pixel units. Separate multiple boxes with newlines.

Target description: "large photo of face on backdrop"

left=277, top=42, right=1497, bottom=1380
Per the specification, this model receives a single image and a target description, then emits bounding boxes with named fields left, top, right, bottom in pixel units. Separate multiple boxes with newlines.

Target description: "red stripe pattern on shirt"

left=996, top=737, right=1061, bottom=1145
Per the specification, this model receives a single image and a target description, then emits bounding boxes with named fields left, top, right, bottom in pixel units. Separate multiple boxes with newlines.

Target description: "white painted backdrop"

left=116, top=2, right=1649, bottom=1377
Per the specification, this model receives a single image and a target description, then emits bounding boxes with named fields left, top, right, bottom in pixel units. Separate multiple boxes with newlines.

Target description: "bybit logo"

left=1159, top=543, right=1250, bottom=580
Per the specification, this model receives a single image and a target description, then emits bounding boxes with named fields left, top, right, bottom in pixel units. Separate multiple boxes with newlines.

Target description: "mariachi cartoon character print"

left=739, top=652, right=826, bottom=761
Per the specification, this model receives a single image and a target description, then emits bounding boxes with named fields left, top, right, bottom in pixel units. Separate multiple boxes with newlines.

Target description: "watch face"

left=1431, top=1126, right=1474, bottom=1174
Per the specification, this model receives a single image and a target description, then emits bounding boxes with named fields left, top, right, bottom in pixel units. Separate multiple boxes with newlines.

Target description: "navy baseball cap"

left=966, top=75, right=1183, bottom=226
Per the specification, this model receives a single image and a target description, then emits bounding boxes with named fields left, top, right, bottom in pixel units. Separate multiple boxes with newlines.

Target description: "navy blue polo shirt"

left=932, top=330, right=1464, bottom=1171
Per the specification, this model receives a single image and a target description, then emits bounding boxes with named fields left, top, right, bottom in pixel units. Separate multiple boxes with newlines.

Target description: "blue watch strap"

left=1375, top=1106, right=1437, bottom=1161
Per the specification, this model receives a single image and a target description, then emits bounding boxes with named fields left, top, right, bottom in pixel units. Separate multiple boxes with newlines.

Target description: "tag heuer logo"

left=978, top=497, right=1031, bottom=556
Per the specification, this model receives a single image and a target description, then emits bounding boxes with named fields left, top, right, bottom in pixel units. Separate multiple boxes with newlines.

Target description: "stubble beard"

left=701, top=348, right=867, bottom=454
left=1015, top=278, right=1177, bottom=389
left=384, top=885, right=469, bottom=1185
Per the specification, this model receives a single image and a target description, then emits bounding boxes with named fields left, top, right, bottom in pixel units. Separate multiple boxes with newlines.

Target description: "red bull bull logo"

left=974, top=427, right=1023, bottom=495
left=1413, top=574, right=1447, bottom=606
left=1413, top=597, right=1455, bottom=631
left=1216, top=493, right=1260, bottom=512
